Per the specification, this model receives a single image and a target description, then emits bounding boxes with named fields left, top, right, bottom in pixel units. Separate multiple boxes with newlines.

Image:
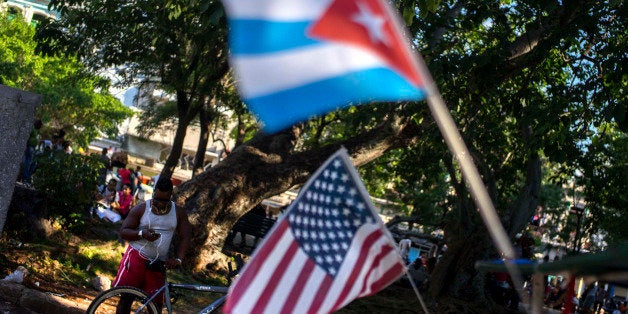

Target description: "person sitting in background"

left=131, top=165, right=143, bottom=194
left=61, top=140, right=72, bottom=154
left=52, top=129, right=66, bottom=151
left=134, top=182, right=147, bottom=203
left=605, top=299, right=619, bottom=313
left=93, top=178, right=122, bottom=223
left=579, top=283, right=597, bottom=313
left=100, top=179, right=118, bottom=206
left=111, top=184, right=135, bottom=219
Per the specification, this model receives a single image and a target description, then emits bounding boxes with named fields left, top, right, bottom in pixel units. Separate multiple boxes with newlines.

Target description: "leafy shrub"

left=32, top=150, right=104, bottom=231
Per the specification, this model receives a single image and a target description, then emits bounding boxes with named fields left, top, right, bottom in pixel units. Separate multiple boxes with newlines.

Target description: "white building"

left=1, top=0, right=55, bottom=26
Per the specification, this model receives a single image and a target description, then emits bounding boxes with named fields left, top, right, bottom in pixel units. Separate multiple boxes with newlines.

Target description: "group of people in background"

left=94, top=147, right=150, bottom=222
left=579, top=283, right=628, bottom=314
left=20, top=118, right=156, bottom=224
left=19, top=119, right=73, bottom=187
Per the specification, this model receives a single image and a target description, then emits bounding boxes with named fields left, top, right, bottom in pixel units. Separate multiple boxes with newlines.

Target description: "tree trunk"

left=427, top=225, right=497, bottom=312
left=161, top=118, right=189, bottom=179
left=427, top=151, right=542, bottom=309
left=161, top=90, right=197, bottom=179
left=175, top=129, right=302, bottom=271
left=175, top=118, right=421, bottom=271
left=193, top=105, right=211, bottom=178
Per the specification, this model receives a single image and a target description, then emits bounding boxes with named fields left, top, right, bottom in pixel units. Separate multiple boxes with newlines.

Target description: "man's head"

left=152, top=178, right=173, bottom=214
left=122, top=184, right=132, bottom=194
left=155, top=177, right=173, bottom=193
left=102, top=148, right=108, bottom=155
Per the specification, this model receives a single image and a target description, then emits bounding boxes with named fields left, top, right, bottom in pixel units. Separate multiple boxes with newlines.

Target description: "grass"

left=76, top=240, right=126, bottom=276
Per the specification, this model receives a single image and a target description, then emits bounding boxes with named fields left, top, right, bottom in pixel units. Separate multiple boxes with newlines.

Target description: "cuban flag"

left=222, top=0, right=428, bottom=133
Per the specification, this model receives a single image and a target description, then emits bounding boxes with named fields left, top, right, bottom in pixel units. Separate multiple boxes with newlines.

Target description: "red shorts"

left=112, top=246, right=166, bottom=305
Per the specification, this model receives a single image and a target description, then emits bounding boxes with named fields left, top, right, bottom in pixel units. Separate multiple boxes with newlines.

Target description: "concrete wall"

left=0, top=85, right=41, bottom=234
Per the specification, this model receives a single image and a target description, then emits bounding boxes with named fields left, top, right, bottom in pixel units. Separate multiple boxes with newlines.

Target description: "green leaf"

left=403, top=6, right=415, bottom=26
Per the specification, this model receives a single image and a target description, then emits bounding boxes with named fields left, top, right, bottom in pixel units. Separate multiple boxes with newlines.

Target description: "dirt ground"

left=0, top=225, right=114, bottom=311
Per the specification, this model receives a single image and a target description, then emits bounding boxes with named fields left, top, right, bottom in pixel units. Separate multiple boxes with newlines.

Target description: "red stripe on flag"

left=331, top=229, right=384, bottom=311
left=366, top=256, right=404, bottom=296
left=308, top=273, right=334, bottom=314
left=254, top=240, right=299, bottom=311
left=224, top=220, right=289, bottom=311
left=280, top=258, right=316, bottom=313
left=360, top=243, right=401, bottom=295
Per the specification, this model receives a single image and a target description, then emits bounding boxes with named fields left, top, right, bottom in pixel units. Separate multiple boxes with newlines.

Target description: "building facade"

left=2, top=0, right=55, bottom=26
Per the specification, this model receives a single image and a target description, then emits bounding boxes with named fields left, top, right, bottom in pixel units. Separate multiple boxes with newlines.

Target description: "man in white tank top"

left=111, top=177, right=191, bottom=311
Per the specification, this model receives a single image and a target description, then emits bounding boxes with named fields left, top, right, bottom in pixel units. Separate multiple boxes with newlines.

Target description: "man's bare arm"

left=119, top=203, right=158, bottom=242
left=175, top=206, right=192, bottom=261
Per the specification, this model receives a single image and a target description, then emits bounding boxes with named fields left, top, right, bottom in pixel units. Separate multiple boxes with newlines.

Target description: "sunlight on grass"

left=77, top=240, right=125, bottom=275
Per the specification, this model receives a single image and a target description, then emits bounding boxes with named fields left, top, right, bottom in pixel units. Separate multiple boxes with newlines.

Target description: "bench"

left=225, top=212, right=276, bottom=249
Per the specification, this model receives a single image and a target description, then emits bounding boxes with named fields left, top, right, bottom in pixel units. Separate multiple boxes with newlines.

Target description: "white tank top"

left=130, top=199, right=177, bottom=261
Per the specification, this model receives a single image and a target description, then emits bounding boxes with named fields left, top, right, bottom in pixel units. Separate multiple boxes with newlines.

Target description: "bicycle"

left=86, top=281, right=229, bottom=313
left=86, top=266, right=238, bottom=314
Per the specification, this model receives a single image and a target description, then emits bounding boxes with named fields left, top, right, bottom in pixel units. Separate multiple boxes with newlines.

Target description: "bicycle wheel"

left=86, top=286, right=158, bottom=314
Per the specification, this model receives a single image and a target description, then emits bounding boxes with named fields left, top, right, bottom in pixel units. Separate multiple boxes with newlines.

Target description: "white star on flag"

left=352, top=1, right=389, bottom=46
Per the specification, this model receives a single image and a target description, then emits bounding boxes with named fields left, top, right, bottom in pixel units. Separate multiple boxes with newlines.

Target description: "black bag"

left=145, top=260, right=166, bottom=273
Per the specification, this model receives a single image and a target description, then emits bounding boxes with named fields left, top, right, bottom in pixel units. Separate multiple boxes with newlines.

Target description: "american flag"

left=224, top=149, right=406, bottom=314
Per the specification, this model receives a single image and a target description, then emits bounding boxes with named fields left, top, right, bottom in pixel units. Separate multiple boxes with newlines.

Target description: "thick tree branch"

left=471, top=0, right=593, bottom=92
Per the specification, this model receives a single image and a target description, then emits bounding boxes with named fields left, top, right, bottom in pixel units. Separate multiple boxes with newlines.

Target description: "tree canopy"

left=37, top=0, right=231, bottom=176
left=0, top=13, right=131, bottom=148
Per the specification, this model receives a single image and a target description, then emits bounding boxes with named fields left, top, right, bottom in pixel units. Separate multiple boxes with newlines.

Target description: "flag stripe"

left=233, top=43, right=385, bottom=97
left=229, top=20, right=321, bottom=54
left=222, top=0, right=332, bottom=21
left=279, top=259, right=316, bottom=313
left=224, top=221, right=289, bottom=312
left=314, top=225, right=389, bottom=312
left=367, top=257, right=405, bottom=296
left=293, top=261, right=328, bottom=312
left=230, top=226, right=294, bottom=313
left=360, top=244, right=402, bottom=295
left=253, top=240, right=299, bottom=311
left=309, top=273, right=334, bottom=314
left=264, top=249, right=310, bottom=313
left=247, top=68, right=424, bottom=132
left=331, top=229, right=384, bottom=311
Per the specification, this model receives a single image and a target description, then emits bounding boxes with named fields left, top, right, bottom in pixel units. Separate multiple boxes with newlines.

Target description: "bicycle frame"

left=140, top=281, right=230, bottom=314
